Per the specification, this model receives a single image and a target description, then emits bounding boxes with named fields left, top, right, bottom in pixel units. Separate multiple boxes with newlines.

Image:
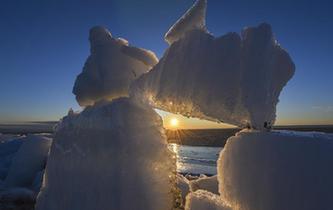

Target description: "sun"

left=170, top=118, right=179, bottom=128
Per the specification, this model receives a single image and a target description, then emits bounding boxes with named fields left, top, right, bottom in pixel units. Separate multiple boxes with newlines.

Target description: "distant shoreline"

left=1, top=122, right=332, bottom=147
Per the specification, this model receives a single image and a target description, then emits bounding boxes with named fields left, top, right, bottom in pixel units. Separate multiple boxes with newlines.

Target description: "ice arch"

left=131, top=0, right=295, bottom=130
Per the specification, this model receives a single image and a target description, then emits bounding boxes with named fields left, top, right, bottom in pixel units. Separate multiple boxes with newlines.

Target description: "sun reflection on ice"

left=168, top=143, right=183, bottom=173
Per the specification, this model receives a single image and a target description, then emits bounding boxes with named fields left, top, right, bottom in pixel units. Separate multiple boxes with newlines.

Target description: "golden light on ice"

left=170, top=118, right=179, bottom=128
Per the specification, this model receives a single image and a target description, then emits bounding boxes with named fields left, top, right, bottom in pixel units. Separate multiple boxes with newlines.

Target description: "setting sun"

left=170, top=118, right=179, bottom=128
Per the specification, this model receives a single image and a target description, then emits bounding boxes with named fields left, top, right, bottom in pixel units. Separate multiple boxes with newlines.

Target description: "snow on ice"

left=185, top=190, right=232, bottom=210
left=131, top=0, right=295, bottom=130
left=73, top=26, right=158, bottom=107
left=35, top=98, right=176, bottom=210
left=218, top=129, right=333, bottom=210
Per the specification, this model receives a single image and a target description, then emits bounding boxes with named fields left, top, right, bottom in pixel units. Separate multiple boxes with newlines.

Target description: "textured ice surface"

left=190, top=175, right=219, bottom=195
left=0, top=137, right=24, bottom=180
left=35, top=98, right=176, bottom=210
left=132, top=23, right=295, bottom=129
left=73, top=26, right=158, bottom=106
left=218, top=129, right=333, bottom=210
left=185, top=190, right=232, bottom=210
left=131, top=0, right=295, bottom=130
left=177, top=174, right=190, bottom=204
left=4, top=135, right=51, bottom=189
left=165, top=0, right=207, bottom=44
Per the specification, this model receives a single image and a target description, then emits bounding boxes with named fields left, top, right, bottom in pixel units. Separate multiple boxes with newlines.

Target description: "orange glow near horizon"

left=157, top=109, right=237, bottom=130
left=170, top=118, right=179, bottom=128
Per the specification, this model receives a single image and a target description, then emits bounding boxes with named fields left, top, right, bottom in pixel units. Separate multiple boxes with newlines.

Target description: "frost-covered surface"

left=190, top=175, right=219, bottom=195
left=165, top=0, right=207, bottom=44
left=4, top=135, right=51, bottom=189
left=36, top=97, right=176, bottom=210
left=185, top=190, right=232, bottom=210
left=131, top=0, right=295, bottom=130
left=218, top=129, right=333, bottom=210
left=73, top=26, right=158, bottom=106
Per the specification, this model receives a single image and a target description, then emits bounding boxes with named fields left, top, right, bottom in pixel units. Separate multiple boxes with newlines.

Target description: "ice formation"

left=73, top=26, right=158, bottom=106
left=131, top=0, right=295, bottom=129
left=218, top=129, right=333, bottom=210
left=4, top=135, right=52, bottom=188
left=35, top=98, right=176, bottom=210
left=0, top=137, right=24, bottom=180
left=177, top=174, right=190, bottom=203
left=189, top=175, right=219, bottom=195
left=185, top=190, right=232, bottom=210
left=165, top=0, right=207, bottom=45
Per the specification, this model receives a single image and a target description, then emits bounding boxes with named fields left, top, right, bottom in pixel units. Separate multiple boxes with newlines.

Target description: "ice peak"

left=165, top=0, right=207, bottom=45
left=89, top=26, right=112, bottom=46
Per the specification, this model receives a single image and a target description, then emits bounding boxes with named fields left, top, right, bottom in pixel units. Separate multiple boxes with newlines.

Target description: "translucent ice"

left=218, top=129, right=333, bottom=210
left=35, top=98, right=176, bottom=210
left=73, top=26, right=158, bottom=106
left=131, top=23, right=295, bottom=130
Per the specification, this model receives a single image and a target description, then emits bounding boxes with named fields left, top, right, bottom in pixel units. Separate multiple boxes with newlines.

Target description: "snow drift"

left=185, top=190, right=232, bottom=210
left=131, top=0, right=295, bottom=130
left=73, top=26, right=158, bottom=106
left=4, top=135, right=52, bottom=189
left=35, top=98, right=176, bottom=210
left=218, top=129, right=333, bottom=210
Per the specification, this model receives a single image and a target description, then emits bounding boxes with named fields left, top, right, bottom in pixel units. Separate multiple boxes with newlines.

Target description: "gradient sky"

left=0, top=0, right=332, bottom=128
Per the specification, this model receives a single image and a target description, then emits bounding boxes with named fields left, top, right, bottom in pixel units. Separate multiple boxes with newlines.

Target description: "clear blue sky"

left=0, top=0, right=332, bottom=126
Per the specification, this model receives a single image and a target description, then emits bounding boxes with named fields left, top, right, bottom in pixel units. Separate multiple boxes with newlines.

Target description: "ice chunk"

left=165, top=0, right=207, bottom=44
left=35, top=98, right=176, bottom=210
left=218, top=129, right=333, bottom=210
left=185, top=190, right=232, bottom=210
left=4, top=135, right=52, bottom=188
left=190, top=175, right=219, bottom=195
left=73, top=26, right=158, bottom=106
left=131, top=23, right=295, bottom=129
left=177, top=174, right=190, bottom=204
left=0, top=137, right=24, bottom=179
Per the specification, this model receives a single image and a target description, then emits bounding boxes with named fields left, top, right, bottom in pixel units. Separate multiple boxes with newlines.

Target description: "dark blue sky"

left=0, top=0, right=332, bottom=125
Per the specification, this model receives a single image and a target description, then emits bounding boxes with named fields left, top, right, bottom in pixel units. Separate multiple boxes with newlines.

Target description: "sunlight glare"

left=170, top=118, right=179, bottom=128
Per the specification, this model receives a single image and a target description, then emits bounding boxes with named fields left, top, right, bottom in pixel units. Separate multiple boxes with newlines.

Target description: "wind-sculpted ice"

left=35, top=98, right=176, bottom=210
left=73, top=26, right=158, bottom=106
left=165, top=0, right=207, bottom=45
left=218, top=130, right=333, bottom=210
left=131, top=11, right=295, bottom=129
